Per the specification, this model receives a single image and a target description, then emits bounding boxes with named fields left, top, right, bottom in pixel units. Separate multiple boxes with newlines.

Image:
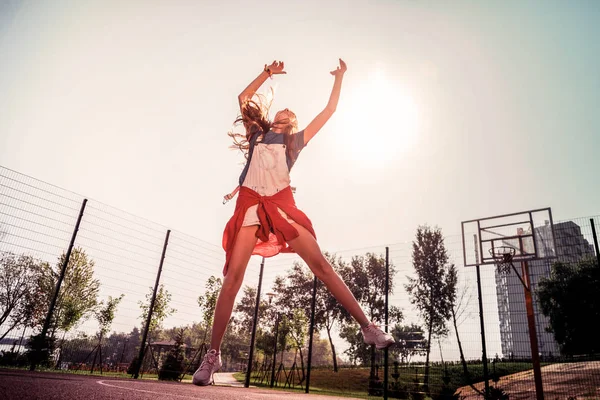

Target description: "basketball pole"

left=519, top=238, right=544, bottom=400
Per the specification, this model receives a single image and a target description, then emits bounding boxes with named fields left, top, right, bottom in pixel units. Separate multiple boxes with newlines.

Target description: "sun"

left=337, top=69, right=419, bottom=167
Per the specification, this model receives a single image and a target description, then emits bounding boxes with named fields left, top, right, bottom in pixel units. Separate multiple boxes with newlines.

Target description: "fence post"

left=476, top=265, right=490, bottom=398
left=245, top=257, right=265, bottom=388
left=133, top=229, right=171, bottom=379
left=591, top=219, right=600, bottom=268
left=30, top=198, right=87, bottom=371
left=305, top=275, right=318, bottom=394
left=383, top=246, right=389, bottom=400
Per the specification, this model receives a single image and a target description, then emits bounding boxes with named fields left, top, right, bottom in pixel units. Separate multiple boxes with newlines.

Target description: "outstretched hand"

left=265, top=60, right=286, bottom=75
left=330, top=58, right=347, bottom=77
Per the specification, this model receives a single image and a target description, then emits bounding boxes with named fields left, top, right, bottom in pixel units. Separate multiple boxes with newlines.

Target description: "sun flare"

left=338, top=69, right=419, bottom=167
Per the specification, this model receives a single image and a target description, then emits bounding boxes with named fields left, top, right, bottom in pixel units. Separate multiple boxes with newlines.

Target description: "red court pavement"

left=0, top=369, right=362, bottom=400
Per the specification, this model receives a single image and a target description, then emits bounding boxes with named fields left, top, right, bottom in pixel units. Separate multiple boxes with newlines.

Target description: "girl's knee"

left=312, top=258, right=335, bottom=280
left=222, top=270, right=244, bottom=293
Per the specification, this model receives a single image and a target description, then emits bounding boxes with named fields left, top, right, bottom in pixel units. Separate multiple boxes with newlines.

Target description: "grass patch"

left=234, top=362, right=543, bottom=397
left=234, top=369, right=371, bottom=393
left=232, top=370, right=375, bottom=398
left=0, top=365, right=163, bottom=380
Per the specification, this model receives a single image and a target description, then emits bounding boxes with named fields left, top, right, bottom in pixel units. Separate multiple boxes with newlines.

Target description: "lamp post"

left=244, top=257, right=266, bottom=388
left=266, top=292, right=280, bottom=388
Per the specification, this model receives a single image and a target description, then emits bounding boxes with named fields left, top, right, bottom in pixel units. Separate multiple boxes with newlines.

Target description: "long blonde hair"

left=228, top=89, right=298, bottom=159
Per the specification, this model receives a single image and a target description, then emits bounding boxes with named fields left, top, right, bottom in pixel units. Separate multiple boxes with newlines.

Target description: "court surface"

left=0, top=369, right=362, bottom=400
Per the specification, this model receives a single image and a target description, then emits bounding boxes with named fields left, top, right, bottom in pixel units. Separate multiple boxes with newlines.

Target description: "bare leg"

left=287, top=223, right=370, bottom=327
left=210, top=226, right=258, bottom=350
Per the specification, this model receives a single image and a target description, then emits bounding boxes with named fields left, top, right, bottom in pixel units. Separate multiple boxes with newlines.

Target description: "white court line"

left=97, top=380, right=292, bottom=400
left=96, top=380, right=200, bottom=399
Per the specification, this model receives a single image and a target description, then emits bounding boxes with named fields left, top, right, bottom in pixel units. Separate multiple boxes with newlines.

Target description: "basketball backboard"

left=461, top=208, right=557, bottom=267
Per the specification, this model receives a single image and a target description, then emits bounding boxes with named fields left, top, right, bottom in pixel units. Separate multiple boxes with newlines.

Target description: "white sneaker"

left=362, top=322, right=395, bottom=349
left=192, top=349, right=222, bottom=386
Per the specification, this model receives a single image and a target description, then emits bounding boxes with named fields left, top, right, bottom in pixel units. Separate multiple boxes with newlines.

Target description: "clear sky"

left=1, top=0, right=599, bottom=361
left=2, top=0, right=599, bottom=249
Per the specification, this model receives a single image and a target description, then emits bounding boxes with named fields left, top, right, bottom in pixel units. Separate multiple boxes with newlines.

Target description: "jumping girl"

left=193, top=59, right=395, bottom=386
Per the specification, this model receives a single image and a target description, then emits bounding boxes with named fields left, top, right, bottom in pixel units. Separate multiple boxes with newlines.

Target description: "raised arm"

left=238, top=61, right=286, bottom=108
left=303, top=59, right=347, bottom=145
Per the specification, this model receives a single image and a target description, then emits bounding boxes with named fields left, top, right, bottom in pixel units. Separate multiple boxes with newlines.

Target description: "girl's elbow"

left=324, top=105, right=336, bottom=114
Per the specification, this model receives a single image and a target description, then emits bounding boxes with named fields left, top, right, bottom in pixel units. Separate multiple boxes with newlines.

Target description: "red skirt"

left=221, top=186, right=316, bottom=276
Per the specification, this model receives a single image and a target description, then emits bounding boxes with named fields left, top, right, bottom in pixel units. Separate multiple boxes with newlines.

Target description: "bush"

left=433, top=385, right=464, bottom=400
left=0, top=351, right=28, bottom=367
left=158, top=330, right=186, bottom=381
left=25, top=334, right=56, bottom=368
left=127, top=356, right=139, bottom=375
left=486, top=386, right=509, bottom=400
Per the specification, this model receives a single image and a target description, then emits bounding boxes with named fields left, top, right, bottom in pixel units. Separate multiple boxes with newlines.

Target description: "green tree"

left=339, top=323, right=371, bottom=365
left=55, top=295, right=124, bottom=370
left=29, top=248, right=101, bottom=342
left=537, top=257, right=600, bottom=355
left=308, top=332, right=333, bottom=367
left=446, top=264, right=482, bottom=396
left=219, top=321, right=248, bottom=371
left=96, top=295, right=124, bottom=337
left=272, top=262, right=314, bottom=369
left=339, top=252, right=403, bottom=370
left=0, top=253, right=47, bottom=340
left=405, top=225, right=454, bottom=391
left=273, top=255, right=361, bottom=372
left=158, top=328, right=186, bottom=380
left=275, top=313, right=292, bottom=365
left=391, top=323, right=426, bottom=364
left=94, top=295, right=125, bottom=355
left=286, top=308, right=308, bottom=378
left=197, top=276, right=222, bottom=344
left=318, top=253, right=354, bottom=372
left=25, top=333, right=56, bottom=368
left=234, top=285, right=268, bottom=336
left=125, top=327, right=141, bottom=362
left=138, top=284, right=176, bottom=341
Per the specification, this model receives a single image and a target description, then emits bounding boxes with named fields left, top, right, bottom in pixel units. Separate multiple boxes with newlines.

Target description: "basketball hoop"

left=489, top=246, right=516, bottom=275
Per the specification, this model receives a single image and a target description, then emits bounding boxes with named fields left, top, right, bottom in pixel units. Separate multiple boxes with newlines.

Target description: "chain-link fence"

left=1, top=165, right=598, bottom=399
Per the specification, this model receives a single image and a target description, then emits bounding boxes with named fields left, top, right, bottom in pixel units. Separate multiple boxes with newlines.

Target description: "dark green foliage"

left=127, top=356, right=139, bottom=375
left=537, top=257, right=600, bottom=355
left=433, top=387, right=464, bottom=400
left=391, top=323, right=427, bottom=364
left=0, top=350, right=28, bottom=367
left=0, top=253, right=48, bottom=340
left=138, top=284, right=176, bottom=340
left=405, top=225, right=455, bottom=391
left=35, top=248, right=101, bottom=337
left=197, top=276, right=222, bottom=343
left=338, top=252, right=403, bottom=366
left=25, top=333, right=56, bottom=368
left=486, top=386, right=509, bottom=400
left=158, top=329, right=186, bottom=381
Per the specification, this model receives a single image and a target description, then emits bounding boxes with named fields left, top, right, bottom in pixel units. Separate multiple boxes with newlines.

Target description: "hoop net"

left=489, top=246, right=516, bottom=274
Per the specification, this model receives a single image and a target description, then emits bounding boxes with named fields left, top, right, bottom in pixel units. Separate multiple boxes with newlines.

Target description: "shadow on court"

left=0, top=369, right=361, bottom=400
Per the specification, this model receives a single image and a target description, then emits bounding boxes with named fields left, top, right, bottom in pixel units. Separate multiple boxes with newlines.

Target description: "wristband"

left=264, top=65, right=273, bottom=78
